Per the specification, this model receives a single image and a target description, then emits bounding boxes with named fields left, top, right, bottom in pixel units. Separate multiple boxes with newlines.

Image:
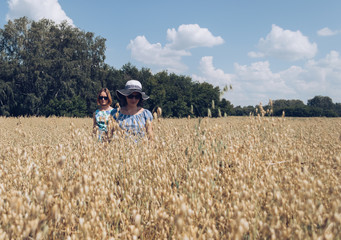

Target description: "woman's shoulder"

left=142, top=108, right=153, bottom=120
left=106, top=107, right=113, bottom=112
left=110, top=108, right=118, bottom=114
left=142, top=108, right=152, bottom=114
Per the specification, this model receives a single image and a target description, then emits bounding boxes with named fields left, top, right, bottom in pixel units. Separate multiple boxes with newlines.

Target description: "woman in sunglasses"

left=112, top=80, right=154, bottom=141
left=93, top=88, right=114, bottom=141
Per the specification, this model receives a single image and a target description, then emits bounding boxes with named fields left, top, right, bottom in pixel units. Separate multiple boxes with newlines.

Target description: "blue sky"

left=1, top=0, right=341, bottom=107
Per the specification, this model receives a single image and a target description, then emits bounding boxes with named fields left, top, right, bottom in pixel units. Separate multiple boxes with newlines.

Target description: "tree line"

left=1, top=17, right=340, bottom=118
left=235, top=96, right=341, bottom=117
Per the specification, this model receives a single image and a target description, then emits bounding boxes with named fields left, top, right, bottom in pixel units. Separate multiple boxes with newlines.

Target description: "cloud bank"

left=128, top=24, right=224, bottom=73
left=194, top=51, right=341, bottom=106
left=127, top=36, right=190, bottom=73
left=166, top=24, right=224, bottom=50
left=129, top=23, right=340, bottom=106
left=317, top=27, right=339, bottom=36
left=6, top=0, right=73, bottom=25
left=192, top=56, right=232, bottom=87
left=249, top=24, right=317, bottom=61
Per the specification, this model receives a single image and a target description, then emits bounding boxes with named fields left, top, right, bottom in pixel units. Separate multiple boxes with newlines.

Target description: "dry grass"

left=0, top=116, right=340, bottom=239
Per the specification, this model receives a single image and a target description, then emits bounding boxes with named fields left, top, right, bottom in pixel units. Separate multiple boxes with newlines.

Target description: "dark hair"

left=117, top=92, right=143, bottom=107
left=97, top=88, right=113, bottom=106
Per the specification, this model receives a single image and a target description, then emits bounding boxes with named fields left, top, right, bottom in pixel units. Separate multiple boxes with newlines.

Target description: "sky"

left=1, top=0, right=341, bottom=107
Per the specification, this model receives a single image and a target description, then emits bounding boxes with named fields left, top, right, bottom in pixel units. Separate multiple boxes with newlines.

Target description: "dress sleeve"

left=144, top=109, right=153, bottom=122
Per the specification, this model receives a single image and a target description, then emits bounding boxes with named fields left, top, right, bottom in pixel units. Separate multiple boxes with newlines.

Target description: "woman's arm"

left=92, top=112, right=98, bottom=135
left=146, top=120, right=154, bottom=141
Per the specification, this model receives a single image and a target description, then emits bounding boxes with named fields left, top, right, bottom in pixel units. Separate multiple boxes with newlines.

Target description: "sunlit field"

left=0, top=116, right=340, bottom=239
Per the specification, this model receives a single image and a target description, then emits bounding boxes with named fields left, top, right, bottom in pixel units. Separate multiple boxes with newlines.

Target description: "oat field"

left=0, top=116, right=340, bottom=239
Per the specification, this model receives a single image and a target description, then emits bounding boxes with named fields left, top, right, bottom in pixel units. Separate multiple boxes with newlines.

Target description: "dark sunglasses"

left=99, top=96, right=108, bottom=100
left=127, top=94, right=141, bottom=99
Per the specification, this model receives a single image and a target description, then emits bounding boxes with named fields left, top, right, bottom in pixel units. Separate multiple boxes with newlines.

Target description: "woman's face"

left=99, top=91, right=109, bottom=106
left=126, top=92, right=141, bottom=107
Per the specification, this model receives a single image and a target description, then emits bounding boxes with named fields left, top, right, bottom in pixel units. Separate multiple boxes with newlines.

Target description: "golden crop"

left=0, top=116, right=340, bottom=239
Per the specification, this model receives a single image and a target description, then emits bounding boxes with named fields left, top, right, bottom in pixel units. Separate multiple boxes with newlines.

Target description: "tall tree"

left=0, top=17, right=106, bottom=116
left=307, top=96, right=334, bottom=109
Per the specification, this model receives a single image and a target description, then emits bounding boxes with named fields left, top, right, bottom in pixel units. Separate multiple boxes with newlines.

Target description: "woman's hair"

left=97, top=88, right=113, bottom=106
left=117, top=92, right=144, bottom=107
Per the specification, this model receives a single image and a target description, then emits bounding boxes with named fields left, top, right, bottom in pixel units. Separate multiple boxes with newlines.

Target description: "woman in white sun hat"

left=111, top=80, right=154, bottom=141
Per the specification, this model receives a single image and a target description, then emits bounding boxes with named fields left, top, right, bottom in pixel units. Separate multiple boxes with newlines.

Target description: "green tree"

left=307, top=96, right=334, bottom=109
left=0, top=81, right=14, bottom=116
left=218, top=98, right=234, bottom=116
left=272, top=99, right=305, bottom=116
left=335, top=103, right=341, bottom=117
left=192, top=82, right=220, bottom=117
left=0, top=17, right=106, bottom=116
left=307, top=96, right=337, bottom=117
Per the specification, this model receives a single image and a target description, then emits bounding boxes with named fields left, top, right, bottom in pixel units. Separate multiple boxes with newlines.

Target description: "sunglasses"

left=127, top=94, right=141, bottom=99
left=99, top=96, right=108, bottom=100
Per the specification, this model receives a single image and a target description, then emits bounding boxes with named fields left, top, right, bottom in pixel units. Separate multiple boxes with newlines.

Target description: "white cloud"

left=228, top=61, right=295, bottom=106
left=128, top=24, right=224, bottom=73
left=234, top=61, right=281, bottom=85
left=306, top=50, right=341, bottom=70
left=166, top=24, right=224, bottom=50
left=317, top=27, right=339, bottom=36
left=272, top=51, right=341, bottom=101
left=248, top=51, right=264, bottom=58
left=192, top=56, right=232, bottom=87
left=302, top=51, right=341, bottom=94
left=249, top=24, right=317, bottom=61
left=127, top=36, right=190, bottom=73
left=6, top=0, right=74, bottom=26
left=233, top=52, right=341, bottom=106
left=193, top=52, right=341, bottom=106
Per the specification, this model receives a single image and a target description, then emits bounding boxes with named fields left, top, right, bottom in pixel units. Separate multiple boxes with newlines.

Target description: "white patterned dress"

left=111, top=108, right=153, bottom=140
left=94, top=109, right=113, bottom=141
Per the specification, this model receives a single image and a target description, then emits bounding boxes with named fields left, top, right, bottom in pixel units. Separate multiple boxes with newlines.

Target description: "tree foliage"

left=0, top=17, right=103, bottom=116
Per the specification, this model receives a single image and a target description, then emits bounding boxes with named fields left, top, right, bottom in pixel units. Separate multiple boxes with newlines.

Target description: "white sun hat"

left=116, top=80, right=149, bottom=100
